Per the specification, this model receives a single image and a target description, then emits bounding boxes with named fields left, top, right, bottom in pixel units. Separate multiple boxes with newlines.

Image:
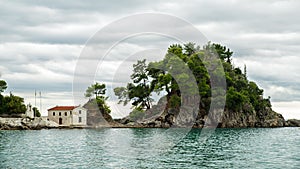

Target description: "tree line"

left=0, top=80, right=40, bottom=117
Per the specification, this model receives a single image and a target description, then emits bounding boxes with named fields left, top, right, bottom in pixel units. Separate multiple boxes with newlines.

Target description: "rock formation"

left=83, top=99, right=120, bottom=127
left=0, top=117, right=58, bottom=130
left=117, top=96, right=287, bottom=128
left=285, top=119, right=300, bottom=127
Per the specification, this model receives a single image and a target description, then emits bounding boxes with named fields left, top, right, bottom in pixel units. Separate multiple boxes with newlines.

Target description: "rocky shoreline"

left=1, top=116, right=300, bottom=130
left=0, top=117, right=59, bottom=130
left=111, top=97, right=299, bottom=128
left=285, top=119, right=300, bottom=127
left=114, top=116, right=300, bottom=129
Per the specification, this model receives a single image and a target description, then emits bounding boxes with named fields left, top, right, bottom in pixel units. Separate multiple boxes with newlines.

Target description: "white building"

left=47, top=106, right=87, bottom=126
left=25, top=103, right=34, bottom=118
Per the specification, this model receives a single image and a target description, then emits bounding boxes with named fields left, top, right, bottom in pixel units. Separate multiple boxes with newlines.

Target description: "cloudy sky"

left=0, top=0, right=299, bottom=119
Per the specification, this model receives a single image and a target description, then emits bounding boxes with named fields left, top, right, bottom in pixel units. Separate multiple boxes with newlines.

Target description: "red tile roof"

left=48, top=106, right=78, bottom=111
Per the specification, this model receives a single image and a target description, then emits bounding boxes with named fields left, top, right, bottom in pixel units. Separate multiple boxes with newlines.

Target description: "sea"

left=0, top=127, right=299, bottom=169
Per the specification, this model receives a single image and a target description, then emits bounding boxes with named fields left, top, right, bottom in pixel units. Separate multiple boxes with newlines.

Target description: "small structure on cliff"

left=47, top=105, right=87, bottom=126
left=25, top=104, right=34, bottom=118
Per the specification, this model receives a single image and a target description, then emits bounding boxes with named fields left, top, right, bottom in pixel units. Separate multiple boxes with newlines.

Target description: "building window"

left=70, top=111, right=72, bottom=115
left=79, top=117, right=82, bottom=123
left=59, top=112, right=61, bottom=116
left=79, top=110, right=81, bottom=114
left=53, top=112, right=55, bottom=116
left=65, top=112, right=67, bottom=116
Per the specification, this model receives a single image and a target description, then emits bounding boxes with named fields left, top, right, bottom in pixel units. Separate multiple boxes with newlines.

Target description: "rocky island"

left=1, top=43, right=299, bottom=130
left=112, top=43, right=298, bottom=128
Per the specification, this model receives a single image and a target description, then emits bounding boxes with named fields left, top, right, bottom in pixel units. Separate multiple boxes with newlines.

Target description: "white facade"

left=71, top=107, right=87, bottom=126
left=47, top=106, right=87, bottom=126
left=25, top=104, right=34, bottom=118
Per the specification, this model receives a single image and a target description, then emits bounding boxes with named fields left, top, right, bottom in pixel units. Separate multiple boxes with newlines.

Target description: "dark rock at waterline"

left=117, top=96, right=287, bottom=128
left=285, top=119, right=300, bottom=127
left=118, top=96, right=288, bottom=129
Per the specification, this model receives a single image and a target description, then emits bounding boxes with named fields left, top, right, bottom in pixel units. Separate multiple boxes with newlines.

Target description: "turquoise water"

left=0, top=128, right=299, bottom=168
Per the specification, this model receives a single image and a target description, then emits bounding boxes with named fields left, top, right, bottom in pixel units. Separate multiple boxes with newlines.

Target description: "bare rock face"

left=115, top=93, right=287, bottom=128
left=119, top=103, right=286, bottom=129
left=83, top=100, right=113, bottom=127
left=285, top=119, right=300, bottom=127
left=216, top=107, right=285, bottom=128
left=253, top=109, right=285, bottom=128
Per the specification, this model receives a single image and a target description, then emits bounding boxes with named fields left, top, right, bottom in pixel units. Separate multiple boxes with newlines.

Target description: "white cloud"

left=273, top=101, right=300, bottom=120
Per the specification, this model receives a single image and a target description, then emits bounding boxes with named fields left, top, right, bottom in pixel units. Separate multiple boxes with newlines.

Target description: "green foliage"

left=226, top=87, right=248, bottom=111
left=184, top=42, right=197, bottom=56
left=129, top=59, right=153, bottom=109
left=95, top=97, right=111, bottom=114
left=114, top=42, right=272, bottom=116
left=0, top=93, right=26, bottom=115
left=33, top=107, right=41, bottom=117
left=169, top=95, right=181, bottom=108
left=213, top=43, right=233, bottom=63
left=114, top=59, right=153, bottom=110
left=129, top=108, right=145, bottom=121
left=113, top=87, right=130, bottom=105
left=0, top=80, right=26, bottom=115
left=148, top=61, right=172, bottom=95
left=0, top=80, right=7, bottom=93
left=85, top=82, right=106, bottom=98
left=85, top=82, right=111, bottom=114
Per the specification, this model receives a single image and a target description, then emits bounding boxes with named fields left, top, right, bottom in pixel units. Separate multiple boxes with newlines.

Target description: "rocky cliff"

left=118, top=96, right=287, bottom=128
left=83, top=99, right=119, bottom=127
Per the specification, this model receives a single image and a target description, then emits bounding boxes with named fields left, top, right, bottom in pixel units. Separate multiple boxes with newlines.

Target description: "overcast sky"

left=0, top=0, right=299, bottom=119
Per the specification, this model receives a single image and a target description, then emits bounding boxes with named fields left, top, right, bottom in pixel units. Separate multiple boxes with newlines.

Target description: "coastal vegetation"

left=0, top=80, right=27, bottom=115
left=33, top=107, right=41, bottom=117
left=84, top=82, right=113, bottom=126
left=114, top=42, right=284, bottom=127
left=0, top=43, right=290, bottom=129
left=85, top=82, right=111, bottom=114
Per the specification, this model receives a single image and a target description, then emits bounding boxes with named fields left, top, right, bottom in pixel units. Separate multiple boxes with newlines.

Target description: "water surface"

left=0, top=128, right=299, bottom=168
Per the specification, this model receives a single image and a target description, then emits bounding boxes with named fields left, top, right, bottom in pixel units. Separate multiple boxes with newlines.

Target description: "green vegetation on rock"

left=33, top=107, right=41, bottom=117
left=84, top=82, right=113, bottom=126
left=114, top=42, right=283, bottom=127
left=85, top=82, right=111, bottom=114
left=129, top=108, right=145, bottom=121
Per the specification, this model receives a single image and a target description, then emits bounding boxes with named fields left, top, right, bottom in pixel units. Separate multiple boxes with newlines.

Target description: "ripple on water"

left=0, top=128, right=299, bottom=168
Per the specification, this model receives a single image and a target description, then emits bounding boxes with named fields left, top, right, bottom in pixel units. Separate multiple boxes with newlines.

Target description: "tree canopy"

left=114, top=42, right=272, bottom=118
left=33, top=107, right=41, bottom=117
left=0, top=80, right=27, bottom=115
left=114, top=59, right=154, bottom=110
left=0, top=80, right=7, bottom=93
left=85, top=82, right=111, bottom=114
left=0, top=92, right=26, bottom=115
left=85, top=82, right=106, bottom=99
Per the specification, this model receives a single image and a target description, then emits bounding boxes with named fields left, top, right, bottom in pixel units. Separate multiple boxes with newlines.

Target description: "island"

left=1, top=43, right=300, bottom=130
